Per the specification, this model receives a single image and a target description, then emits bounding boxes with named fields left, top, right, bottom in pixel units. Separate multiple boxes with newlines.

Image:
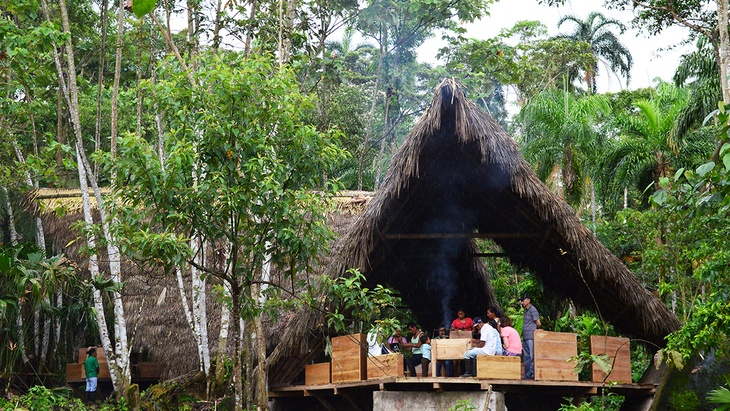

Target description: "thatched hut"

left=29, top=187, right=372, bottom=379
left=266, top=79, right=680, bottom=386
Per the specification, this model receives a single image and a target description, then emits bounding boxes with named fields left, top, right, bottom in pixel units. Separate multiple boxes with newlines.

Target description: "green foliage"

left=131, top=0, right=156, bottom=17
left=648, top=141, right=730, bottom=362
left=519, top=88, right=610, bottom=206
left=319, top=268, right=407, bottom=344
left=108, top=52, right=348, bottom=317
left=708, top=375, right=730, bottom=410
left=439, top=21, right=597, bottom=103
left=558, top=392, right=623, bottom=411
left=448, top=399, right=477, bottom=411
left=0, top=385, right=127, bottom=411
left=668, top=388, right=701, bottom=411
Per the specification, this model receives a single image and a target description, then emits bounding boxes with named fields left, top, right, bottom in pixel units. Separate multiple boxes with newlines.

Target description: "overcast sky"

left=417, top=0, right=695, bottom=94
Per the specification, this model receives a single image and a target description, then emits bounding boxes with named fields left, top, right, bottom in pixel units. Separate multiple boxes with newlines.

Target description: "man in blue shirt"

left=521, top=295, right=541, bottom=380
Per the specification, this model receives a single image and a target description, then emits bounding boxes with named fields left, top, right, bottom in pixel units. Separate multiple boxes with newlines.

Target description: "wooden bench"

left=534, top=330, right=578, bottom=381
left=476, top=355, right=521, bottom=379
left=430, top=338, right=470, bottom=377
left=367, top=353, right=404, bottom=379
left=66, top=346, right=111, bottom=382
left=331, top=333, right=367, bottom=383
left=590, top=335, right=631, bottom=383
left=305, top=362, right=331, bottom=385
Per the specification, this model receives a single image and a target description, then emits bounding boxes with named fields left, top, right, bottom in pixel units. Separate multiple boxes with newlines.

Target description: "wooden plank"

left=367, top=354, right=403, bottom=380
left=432, top=339, right=469, bottom=359
left=431, top=339, right=469, bottom=376
left=305, top=362, right=331, bottom=385
left=97, top=360, right=111, bottom=379
left=66, top=363, right=84, bottom=382
left=590, top=336, right=632, bottom=384
left=78, top=347, right=106, bottom=363
left=384, top=232, right=542, bottom=239
left=534, top=330, right=578, bottom=382
left=449, top=330, right=473, bottom=339
left=476, top=355, right=521, bottom=380
left=331, top=334, right=366, bottom=383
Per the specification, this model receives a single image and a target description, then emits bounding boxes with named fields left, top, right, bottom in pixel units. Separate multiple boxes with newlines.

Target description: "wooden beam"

left=384, top=232, right=542, bottom=240
left=470, top=252, right=509, bottom=258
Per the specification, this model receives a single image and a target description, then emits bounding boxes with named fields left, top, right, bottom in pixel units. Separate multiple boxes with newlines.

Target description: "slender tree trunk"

left=212, top=0, right=224, bottom=52
left=357, top=25, right=385, bottom=190
left=136, top=18, right=144, bottom=137
left=712, top=0, right=730, bottom=161
left=244, top=0, right=259, bottom=57
left=95, top=0, right=109, bottom=170
left=2, top=187, right=19, bottom=245
left=374, top=85, right=392, bottom=190
left=213, top=281, right=231, bottom=388
left=590, top=180, right=596, bottom=231
left=243, top=317, right=253, bottom=411
left=191, top=239, right=210, bottom=375
left=44, top=0, right=131, bottom=397
left=231, top=284, right=244, bottom=411
left=110, top=0, right=125, bottom=164
left=76, top=141, right=120, bottom=390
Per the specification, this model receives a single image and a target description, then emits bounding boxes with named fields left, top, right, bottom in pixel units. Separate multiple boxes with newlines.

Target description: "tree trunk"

left=76, top=141, right=120, bottom=390
left=45, top=0, right=132, bottom=397
left=357, top=25, right=385, bottom=190
left=2, top=187, right=19, bottom=245
left=244, top=0, right=259, bottom=58
left=374, top=85, right=392, bottom=190
left=110, top=0, right=125, bottom=165
left=712, top=0, right=730, bottom=161
left=95, top=0, right=108, bottom=169
left=231, top=284, right=244, bottom=411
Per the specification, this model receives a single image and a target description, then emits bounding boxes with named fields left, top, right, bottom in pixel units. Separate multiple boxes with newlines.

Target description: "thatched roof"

left=30, top=187, right=372, bottom=379
left=266, top=79, right=680, bottom=386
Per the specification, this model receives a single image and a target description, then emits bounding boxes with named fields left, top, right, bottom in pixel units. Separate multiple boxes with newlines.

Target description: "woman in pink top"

left=499, top=316, right=522, bottom=356
left=451, top=309, right=473, bottom=330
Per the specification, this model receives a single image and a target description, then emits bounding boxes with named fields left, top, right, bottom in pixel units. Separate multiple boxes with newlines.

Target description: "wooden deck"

left=270, top=376, right=657, bottom=398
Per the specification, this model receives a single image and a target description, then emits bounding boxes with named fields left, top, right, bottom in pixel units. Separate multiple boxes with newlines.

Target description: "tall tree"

left=604, top=0, right=730, bottom=161
left=520, top=87, right=610, bottom=207
left=555, top=11, right=633, bottom=93
left=439, top=21, right=597, bottom=105
left=603, top=81, right=710, bottom=201
left=109, top=53, right=347, bottom=411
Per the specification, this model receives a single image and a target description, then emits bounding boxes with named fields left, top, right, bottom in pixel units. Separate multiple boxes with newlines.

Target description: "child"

left=420, top=334, right=431, bottom=377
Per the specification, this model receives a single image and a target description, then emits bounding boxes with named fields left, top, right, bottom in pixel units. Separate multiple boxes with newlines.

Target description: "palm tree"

left=673, top=35, right=722, bottom=140
left=556, top=12, right=633, bottom=93
left=603, top=81, right=710, bottom=204
left=520, top=88, right=610, bottom=208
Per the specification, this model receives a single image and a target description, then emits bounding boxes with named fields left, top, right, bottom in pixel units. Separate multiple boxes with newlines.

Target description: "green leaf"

left=696, top=162, right=715, bottom=177
left=673, top=168, right=685, bottom=182
left=132, top=0, right=156, bottom=17
left=651, top=190, right=667, bottom=206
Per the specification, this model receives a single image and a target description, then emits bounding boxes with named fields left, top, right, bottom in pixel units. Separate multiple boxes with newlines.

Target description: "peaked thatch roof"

left=266, top=79, right=680, bottom=386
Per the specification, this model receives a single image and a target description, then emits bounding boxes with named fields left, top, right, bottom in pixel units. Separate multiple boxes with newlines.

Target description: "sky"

left=416, top=0, right=695, bottom=94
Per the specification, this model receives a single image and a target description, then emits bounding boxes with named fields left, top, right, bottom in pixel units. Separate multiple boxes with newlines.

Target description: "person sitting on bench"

left=461, top=318, right=499, bottom=377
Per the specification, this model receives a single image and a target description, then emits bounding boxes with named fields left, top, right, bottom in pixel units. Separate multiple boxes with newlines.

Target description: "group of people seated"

left=380, top=307, right=523, bottom=378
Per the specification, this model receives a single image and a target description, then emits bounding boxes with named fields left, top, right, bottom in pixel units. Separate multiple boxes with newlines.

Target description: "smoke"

left=424, top=199, right=476, bottom=329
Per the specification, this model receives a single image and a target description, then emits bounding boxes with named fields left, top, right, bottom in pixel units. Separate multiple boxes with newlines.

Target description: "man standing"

left=460, top=317, right=499, bottom=377
left=84, top=347, right=100, bottom=403
left=520, top=295, right=541, bottom=380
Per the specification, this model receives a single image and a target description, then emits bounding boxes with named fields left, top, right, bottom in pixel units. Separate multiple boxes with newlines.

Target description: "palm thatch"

left=266, top=79, right=680, bottom=386
left=29, top=188, right=371, bottom=379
